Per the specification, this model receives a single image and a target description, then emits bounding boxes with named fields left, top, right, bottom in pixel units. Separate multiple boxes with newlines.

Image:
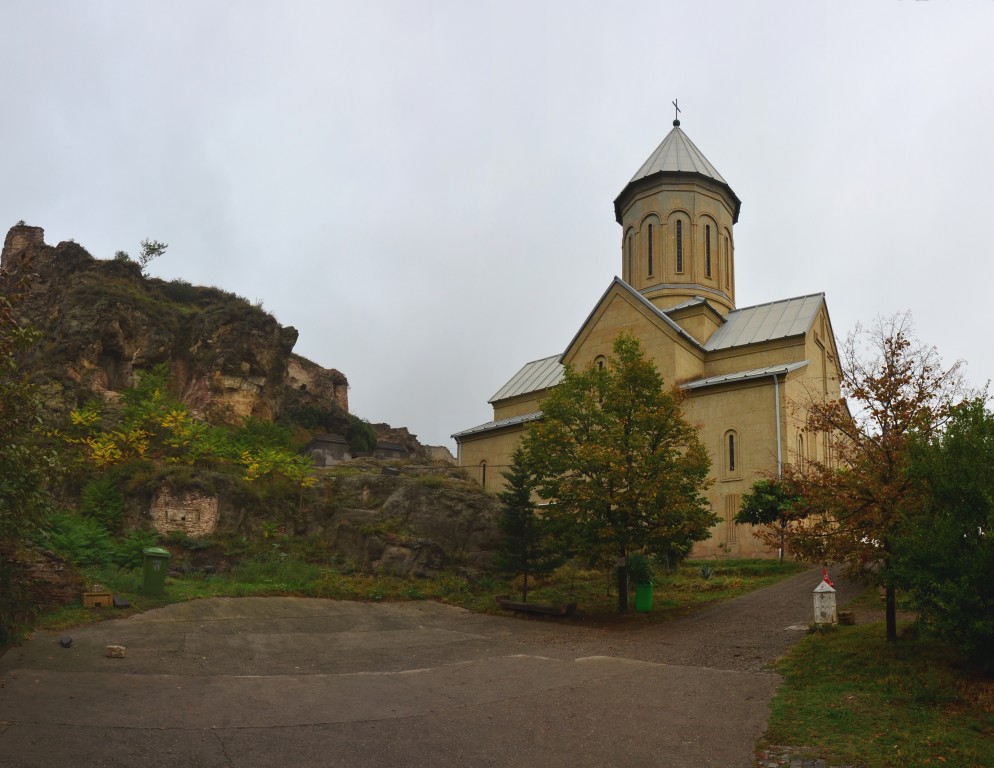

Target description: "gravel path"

left=473, top=564, right=863, bottom=672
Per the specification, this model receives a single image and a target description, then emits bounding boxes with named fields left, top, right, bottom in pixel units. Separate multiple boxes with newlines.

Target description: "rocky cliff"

left=2, top=224, right=348, bottom=425
left=2, top=223, right=479, bottom=583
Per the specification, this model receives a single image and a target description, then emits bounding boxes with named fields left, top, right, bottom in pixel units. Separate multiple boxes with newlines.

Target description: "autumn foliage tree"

left=522, top=334, right=714, bottom=612
left=787, top=313, right=967, bottom=641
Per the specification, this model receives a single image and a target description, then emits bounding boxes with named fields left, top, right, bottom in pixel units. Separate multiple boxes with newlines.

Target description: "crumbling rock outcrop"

left=124, top=465, right=501, bottom=577
left=298, top=470, right=501, bottom=574
left=2, top=223, right=347, bottom=423
left=4, top=223, right=479, bottom=579
left=370, top=424, right=456, bottom=463
left=0, top=543, right=84, bottom=618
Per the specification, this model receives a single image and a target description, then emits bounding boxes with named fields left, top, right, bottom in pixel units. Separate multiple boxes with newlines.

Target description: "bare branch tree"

left=787, top=312, right=970, bottom=641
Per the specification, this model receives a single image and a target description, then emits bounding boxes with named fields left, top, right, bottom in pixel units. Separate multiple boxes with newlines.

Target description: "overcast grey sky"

left=3, top=1, right=993, bottom=449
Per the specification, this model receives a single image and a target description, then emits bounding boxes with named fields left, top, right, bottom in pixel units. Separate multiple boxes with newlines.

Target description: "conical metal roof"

left=628, top=121, right=729, bottom=185
left=614, top=119, right=740, bottom=223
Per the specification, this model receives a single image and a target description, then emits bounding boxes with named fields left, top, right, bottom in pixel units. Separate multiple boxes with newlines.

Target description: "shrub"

left=627, top=553, right=655, bottom=585
left=282, top=405, right=337, bottom=431
left=233, top=417, right=293, bottom=451
left=165, top=531, right=216, bottom=552
left=161, top=278, right=200, bottom=304
left=414, top=475, right=447, bottom=489
left=39, top=512, right=117, bottom=567
left=80, top=473, right=125, bottom=531
left=897, top=399, right=994, bottom=671
left=113, top=528, right=160, bottom=569
left=346, top=415, right=379, bottom=453
left=279, top=405, right=378, bottom=455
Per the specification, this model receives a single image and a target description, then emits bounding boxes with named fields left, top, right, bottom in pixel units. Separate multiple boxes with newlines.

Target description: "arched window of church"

left=626, top=233, right=634, bottom=282
left=723, top=429, right=739, bottom=478
left=724, top=234, right=730, bottom=288
left=676, top=220, right=684, bottom=273
left=595, top=355, right=607, bottom=370
left=647, top=223, right=654, bottom=276
left=797, top=434, right=805, bottom=463
left=480, top=460, right=487, bottom=489
left=705, top=225, right=712, bottom=278
left=821, top=346, right=829, bottom=395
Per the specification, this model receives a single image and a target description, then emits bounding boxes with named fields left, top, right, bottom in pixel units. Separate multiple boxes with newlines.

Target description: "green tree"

left=138, top=238, right=167, bottom=275
left=492, top=447, right=564, bottom=602
left=1, top=261, right=53, bottom=644
left=522, top=333, right=714, bottom=611
left=345, top=415, right=378, bottom=454
left=79, top=472, right=126, bottom=532
left=0, top=263, right=50, bottom=541
left=895, top=398, right=994, bottom=670
left=735, top=478, right=801, bottom=563
left=788, top=313, right=967, bottom=641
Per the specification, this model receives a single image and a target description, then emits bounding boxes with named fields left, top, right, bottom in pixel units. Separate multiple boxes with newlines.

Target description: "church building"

left=452, top=117, right=843, bottom=558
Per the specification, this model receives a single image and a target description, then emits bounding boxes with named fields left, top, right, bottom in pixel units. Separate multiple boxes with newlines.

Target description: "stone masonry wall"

left=150, top=489, right=219, bottom=537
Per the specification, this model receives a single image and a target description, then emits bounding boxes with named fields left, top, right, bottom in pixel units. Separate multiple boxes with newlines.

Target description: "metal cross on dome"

left=672, top=99, right=681, bottom=123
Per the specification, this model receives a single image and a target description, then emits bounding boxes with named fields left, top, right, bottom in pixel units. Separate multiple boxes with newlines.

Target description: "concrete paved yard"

left=0, top=567, right=854, bottom=767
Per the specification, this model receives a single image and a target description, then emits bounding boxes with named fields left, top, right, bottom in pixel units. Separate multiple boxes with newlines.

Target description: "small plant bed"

left=761, top=622, right=994, bottom=768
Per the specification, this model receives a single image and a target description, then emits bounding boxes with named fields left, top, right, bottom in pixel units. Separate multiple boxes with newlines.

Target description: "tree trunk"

left=882, top=543, right=897, bottom=642
left=885, top=582, right=897, bottom=642
left=522, top=571, right=529, bottom=603
left=616, top=564, right=628, bottom=612
left=779, top=525, right=785, bottom=564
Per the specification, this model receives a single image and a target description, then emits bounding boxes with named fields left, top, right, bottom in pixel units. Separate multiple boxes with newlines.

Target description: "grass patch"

left=30, top=556, right=807, bottom=635
left=508, top=558, right=807, bottom=626
left=763, top=622, right=994, bottom=768
left=413, top=474, right=448, bottom=489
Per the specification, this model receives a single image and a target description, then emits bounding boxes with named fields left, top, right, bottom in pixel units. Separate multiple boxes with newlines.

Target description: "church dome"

left=614, top=119, right=741, bottom=317
left=614, top=121, right=741, bottom=224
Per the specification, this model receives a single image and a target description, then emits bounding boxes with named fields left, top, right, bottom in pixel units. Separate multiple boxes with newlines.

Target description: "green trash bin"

left=634, top=582, right=654, bottom=613
left=142, top=547, right=171, bottom=596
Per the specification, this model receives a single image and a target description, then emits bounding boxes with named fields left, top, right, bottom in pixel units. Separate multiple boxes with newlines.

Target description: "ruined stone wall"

left=1, top=223, right=45, bottom=270
left=286, top=355, right=349, bottom=413
left=150, top=489, right=219, bottom=537
left=423, top=445, right=456, bottom=464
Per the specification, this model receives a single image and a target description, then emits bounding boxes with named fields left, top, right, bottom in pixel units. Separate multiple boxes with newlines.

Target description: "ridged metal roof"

left=562, top=278, right=706, bottom=365
left=456, top=361, right=811, bottom=438
left=614, top=121, right=741, bottom=225
left=451, top=411, right=543, bottom=439
left=482, top=294, right=823, bottom=404
left=662, top=296, right=711, bottom=313
left=488, top=354, right=564, bottom=403
left=682, top=361, right=809, bottom=391
left=705, top=294, right=824, bottom=351
left=629, top=123, right=729, bottom=185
